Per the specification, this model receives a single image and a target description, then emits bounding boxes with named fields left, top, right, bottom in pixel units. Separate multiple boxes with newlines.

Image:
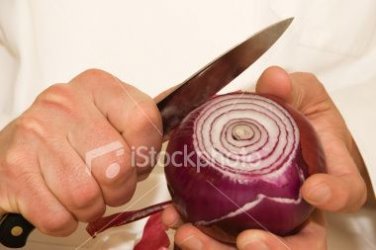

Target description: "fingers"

left=237, top=212, right=326, bottom=250
left=301, top=130, right=366, bottom=212
left=38, top=142, right=106, bottom=222
left=166, top=206, right=326, bottom=250
left=0, top=116, right=78, bottom=235
left=302, top=173, right=367, bottom=212
left=162, top=206, right=235, bottom=249
left=65, top=113, right=137, bottom=207
left=162, top=205, right=183, bottom=229
left=174, top=224, right=236, bottom=250
left=168, top=213, right=326, bottom=250
left=34, top=81, right=139, bottom=207
left=68, top=69, right=163, bottom=203
left=162, top=206, right=234, bottom=249
left=256, top=66, right=331, bottom=114
left=13, top=171, right=78, bottom=236
left=70, top=69, right=163, bottom=180
left=301, top=116, right=367, bottom=212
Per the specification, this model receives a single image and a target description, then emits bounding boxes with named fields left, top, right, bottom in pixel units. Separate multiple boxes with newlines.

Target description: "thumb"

left=237, top=211, right=326, bottom=250
left=255, top=66, right=292, bottom=100
left=256, top=66, right=330, bottom=113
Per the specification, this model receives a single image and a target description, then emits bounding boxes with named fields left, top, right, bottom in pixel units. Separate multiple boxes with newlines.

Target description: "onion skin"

left=164, top=92, right=325, bottom=243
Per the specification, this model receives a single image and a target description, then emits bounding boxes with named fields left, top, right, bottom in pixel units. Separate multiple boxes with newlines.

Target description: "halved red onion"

left=165, top=92, right=325, bottom=243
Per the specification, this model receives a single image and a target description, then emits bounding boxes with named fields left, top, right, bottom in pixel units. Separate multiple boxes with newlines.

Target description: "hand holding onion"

left=163, top=66, right=369, bottom=250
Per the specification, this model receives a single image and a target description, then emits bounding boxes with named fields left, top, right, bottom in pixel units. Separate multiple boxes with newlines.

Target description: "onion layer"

left=164, top=92, right=325, bottom=243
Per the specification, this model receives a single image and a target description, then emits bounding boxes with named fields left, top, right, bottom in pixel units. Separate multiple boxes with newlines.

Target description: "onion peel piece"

left=134, top=211, right=170, bottom=250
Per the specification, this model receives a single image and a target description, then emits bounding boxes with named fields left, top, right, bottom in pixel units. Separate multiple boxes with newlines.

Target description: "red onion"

left=164, top=92, right=325, bottom=243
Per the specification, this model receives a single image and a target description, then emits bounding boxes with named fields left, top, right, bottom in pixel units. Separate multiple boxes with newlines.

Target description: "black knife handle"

left=0, top=213, right=34, bottom=248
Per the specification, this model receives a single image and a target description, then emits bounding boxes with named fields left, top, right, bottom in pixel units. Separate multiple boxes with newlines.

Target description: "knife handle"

left=0, top=213, right=34, bottom=248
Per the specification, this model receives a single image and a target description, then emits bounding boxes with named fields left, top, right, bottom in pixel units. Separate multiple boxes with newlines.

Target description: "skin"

left=162, top=66, right=373, bottom=250
left=0, top=69, right=163, bottom=236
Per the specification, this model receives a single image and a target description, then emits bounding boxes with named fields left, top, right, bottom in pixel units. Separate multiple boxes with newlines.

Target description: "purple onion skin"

left=164, top=92, right=325, bottom=244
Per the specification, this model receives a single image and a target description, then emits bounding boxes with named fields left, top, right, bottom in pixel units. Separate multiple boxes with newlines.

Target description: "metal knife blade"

left=157, top=17, right=293, bottom=139
left=0, top=17, right=293, bottom=248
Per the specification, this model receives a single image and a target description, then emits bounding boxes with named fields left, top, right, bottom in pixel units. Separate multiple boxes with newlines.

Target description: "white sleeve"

left=330, top=82, right=376, bottom=197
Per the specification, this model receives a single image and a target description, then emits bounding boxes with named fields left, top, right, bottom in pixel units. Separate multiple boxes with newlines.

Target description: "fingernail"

left=239, top=235, right=270, bottom=250
left=180, top=235, right=203, bottom=250
left=307, top=183, right=331, bottom=204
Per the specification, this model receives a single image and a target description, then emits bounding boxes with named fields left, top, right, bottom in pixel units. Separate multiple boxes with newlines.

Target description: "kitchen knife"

left=0, top=17, right=293, bottom=248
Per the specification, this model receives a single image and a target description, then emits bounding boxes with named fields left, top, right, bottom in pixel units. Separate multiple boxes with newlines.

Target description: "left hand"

left=162, top=205, right=325, bottom=250
left=162, top=66, right=369, bottom=249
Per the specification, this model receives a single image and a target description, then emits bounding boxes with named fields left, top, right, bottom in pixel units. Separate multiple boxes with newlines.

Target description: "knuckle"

left=105, top=173, right=137, bottom=206
left=72, top=68, right=116, bottom=88
left=3, top=148, right=24, bottom=170
left=80, top=68, right=112, bottom=78
left=291, top=72, right=332, bottom=113
left=14, top=115, right=47, bottom=140
left=37, top=83, right=74, bottom=101
left=39, top=211, right=76, bottom=236
left=70, top=182, right=101, bottom=210
left=82, top=203, right=106, bottom=222
left=35, top=84, right=77, bottom=116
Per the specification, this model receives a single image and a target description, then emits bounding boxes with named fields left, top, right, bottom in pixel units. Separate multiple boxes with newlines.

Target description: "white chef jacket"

left=0, top=0, right=375, bottom=249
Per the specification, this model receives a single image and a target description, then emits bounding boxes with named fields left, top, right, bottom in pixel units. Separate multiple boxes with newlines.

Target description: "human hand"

left=163, top=206, right=326, bottom=250
left=162, top=66, right=369, bottom=249
left=0, top=69, right=162, bottom=236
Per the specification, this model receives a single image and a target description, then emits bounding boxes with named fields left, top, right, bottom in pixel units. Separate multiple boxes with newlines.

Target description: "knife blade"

left=0, top=17, right=293, bottom=248
left=158, top=17, right=293, bottom=139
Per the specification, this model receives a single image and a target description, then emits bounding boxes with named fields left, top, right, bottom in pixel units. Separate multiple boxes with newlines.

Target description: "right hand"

left=0, top=69, right=163, bottom=236
left=163, top=66, right=371, bottom=249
